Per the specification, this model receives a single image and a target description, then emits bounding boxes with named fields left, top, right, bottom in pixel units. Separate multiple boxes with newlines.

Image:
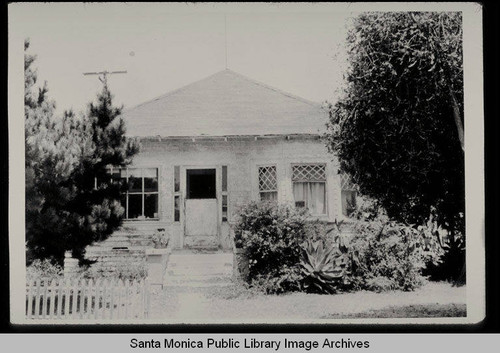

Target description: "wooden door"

left=185, top=199, right=218, bottom=236
left=183, top=168, right=219, bottom=247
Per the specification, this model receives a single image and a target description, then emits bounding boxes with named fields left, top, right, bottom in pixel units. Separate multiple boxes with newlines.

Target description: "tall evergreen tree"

left=325, top=13, right=465, bottom=280
left=64, top=83, right=140, bottom=260
left=25, top=40, right=139, bottom=265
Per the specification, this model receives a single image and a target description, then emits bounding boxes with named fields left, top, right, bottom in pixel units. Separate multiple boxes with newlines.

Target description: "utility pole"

left=83, top=70, right=127, bottom=88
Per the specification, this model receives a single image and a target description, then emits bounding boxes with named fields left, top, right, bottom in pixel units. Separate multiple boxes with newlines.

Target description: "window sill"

left=124, top=218, right=160, bottom=222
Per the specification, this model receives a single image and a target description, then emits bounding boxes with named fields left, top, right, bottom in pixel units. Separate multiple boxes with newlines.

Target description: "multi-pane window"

left=292, top=164, right=327, bottom=215
left=110, top=167, right=159, bottom=220
left=340, top=173, right=357, bottom=217
left=222, top=166, right=228, bottom=222
left=174, top=166, right=180, bottom=222
left=258, top=165, right=278, bottom=201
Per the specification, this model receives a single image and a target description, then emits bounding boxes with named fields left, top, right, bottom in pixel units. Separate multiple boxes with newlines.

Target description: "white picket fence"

left=26, top=278, right=150, bottom=320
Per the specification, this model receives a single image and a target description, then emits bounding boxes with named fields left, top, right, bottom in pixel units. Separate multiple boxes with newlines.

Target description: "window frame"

left=109, top=166, right=160, bottom=221
left=291, top=163, right=328, bottom=216
left=221, top=165, right=228, bottom=222
left=340, top=173, right=358, bottom=218
left=173, top=165, right=181, bottom=223
left=257, top=164, right=278, bottom=202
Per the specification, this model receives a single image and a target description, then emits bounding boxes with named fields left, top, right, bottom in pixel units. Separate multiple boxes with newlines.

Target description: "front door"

left=184, top=168, right=218, bottom=248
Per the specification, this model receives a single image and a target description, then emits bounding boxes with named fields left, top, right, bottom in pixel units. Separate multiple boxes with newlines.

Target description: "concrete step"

left=165, top=251, right=234, bottom=285
left=85, top=248, right=147, bottom=255
left=167, top=269, right=232, bottom=277
left=164, top=275, right=234, bottom=287
left=167, top=262, right=232, bottom=271
left=86, top=246, right=150, bottom=254
left=93, top=238, right=152, bottom=246
left=91, top=236, right=150, bottom=243
left=167, top=263, right=233, bottom=271
left=168, top=252, right=233, bottom=262
left=183, top=235, right=219, bottom=249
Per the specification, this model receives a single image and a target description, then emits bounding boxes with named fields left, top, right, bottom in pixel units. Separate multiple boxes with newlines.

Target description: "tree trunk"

left=449, top=87, right=465, bottom=152
left=449, top=88, right=466, bottom=284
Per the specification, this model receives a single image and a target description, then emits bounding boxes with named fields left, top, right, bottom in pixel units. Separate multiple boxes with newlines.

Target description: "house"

left=85, top=69, right=357, bottom=259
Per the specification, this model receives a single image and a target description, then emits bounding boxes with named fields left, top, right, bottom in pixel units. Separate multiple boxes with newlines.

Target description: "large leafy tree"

left=325, top=13, right=464, bottom=278
left=25, top=40, right=139, bottom=265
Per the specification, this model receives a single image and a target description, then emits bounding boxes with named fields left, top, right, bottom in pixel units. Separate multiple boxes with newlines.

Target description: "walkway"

left=149, top=249, right=235, bottom=322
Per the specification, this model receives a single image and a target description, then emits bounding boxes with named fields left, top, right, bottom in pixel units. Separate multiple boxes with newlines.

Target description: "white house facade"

left=85, top=69, right=356, bottom=258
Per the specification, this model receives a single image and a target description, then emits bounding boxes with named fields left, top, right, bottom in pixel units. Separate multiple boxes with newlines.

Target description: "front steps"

left=183, top=235, right=219, bottom=250
left=164, top=250, right=234, bottom=287
left=83, top=228, right=153, bottom=273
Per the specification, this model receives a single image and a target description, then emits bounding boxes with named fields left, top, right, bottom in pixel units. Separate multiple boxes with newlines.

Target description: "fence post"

left=64, top=251, right=79, bottom=278
left=26, top=280, right=33, bottom=319
left=145, top=248, right=170, bottom=289
left=85, top=279, right=93, bottom=319
left=42, top=279, right=48, bottom=319
left=57, top=279, right=63, bottom=319
left=94, top=278, right=100, bottom=320
left=64, top=278, right=70, bottom=318
left=49, top=279, right=56, bottom=318
left=71, top=278, right=78, bottom=319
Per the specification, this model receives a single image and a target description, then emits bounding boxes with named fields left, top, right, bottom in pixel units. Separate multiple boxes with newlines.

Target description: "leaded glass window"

left=258, top=165, right=278, bottom=201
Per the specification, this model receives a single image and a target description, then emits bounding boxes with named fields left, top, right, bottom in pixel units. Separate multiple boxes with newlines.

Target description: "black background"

left=0, top=0, right=498, bottom=334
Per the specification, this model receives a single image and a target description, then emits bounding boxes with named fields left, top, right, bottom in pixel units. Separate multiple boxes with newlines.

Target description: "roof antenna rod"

left=83, top=70, right=127, bottom=88
left=224, top=14, right=228, bottom=70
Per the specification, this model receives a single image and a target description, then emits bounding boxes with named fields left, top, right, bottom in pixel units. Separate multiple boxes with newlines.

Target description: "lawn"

left=149, top=281, right=466, bottom=322
left=324, top=303, right=466, bottom=319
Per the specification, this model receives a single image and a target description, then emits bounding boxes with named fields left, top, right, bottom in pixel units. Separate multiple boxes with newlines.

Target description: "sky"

left=11, top=3, right=355, bottom=115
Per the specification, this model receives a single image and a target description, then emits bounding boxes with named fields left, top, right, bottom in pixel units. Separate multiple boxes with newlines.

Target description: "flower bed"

left=233, top=202, right=443, bottom=295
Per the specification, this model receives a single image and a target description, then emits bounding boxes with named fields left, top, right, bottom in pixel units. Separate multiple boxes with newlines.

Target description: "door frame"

left=180, top=165, right=222, bottom=248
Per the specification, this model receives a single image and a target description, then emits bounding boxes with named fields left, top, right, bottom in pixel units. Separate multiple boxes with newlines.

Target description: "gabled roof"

left=121, top=69, right=327, bottom=138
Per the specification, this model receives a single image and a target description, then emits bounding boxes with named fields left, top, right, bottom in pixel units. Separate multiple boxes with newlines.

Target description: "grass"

left=323, top=303, right=466, bottom=319
left=149, top=281, right=467, bottom=321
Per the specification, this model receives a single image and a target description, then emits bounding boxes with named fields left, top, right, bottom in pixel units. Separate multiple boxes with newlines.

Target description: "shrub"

left=234, top=200, right=444, bottom=294
left=26, top=259, right=63, bottom=282
left=365, top=276, right=397, bottom=292
left=250, top=265, right=303, bottom=294
left=78, top=261, right=148, bottom=281
left=345, top=220, right=441, bottom=291
left=300, top=239, right=349, bottom=294
left=303, top=219, right=345, bottom=248
left=233, top=202, right=308, bottom=293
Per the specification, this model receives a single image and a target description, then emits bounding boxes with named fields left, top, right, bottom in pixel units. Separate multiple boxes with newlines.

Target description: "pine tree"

left=25, top=40, right=139, bottom=265
left=25, top=39, right=86, bottom=264
left=64, top=83, right=140, bottom=260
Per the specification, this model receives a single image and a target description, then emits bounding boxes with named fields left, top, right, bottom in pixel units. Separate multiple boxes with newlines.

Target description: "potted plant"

left=151, top=228, right=170, bottom=249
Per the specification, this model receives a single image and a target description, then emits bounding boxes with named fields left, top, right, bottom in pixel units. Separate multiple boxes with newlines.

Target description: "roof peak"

left=215, top=69, right=320, bottom=107
left=125, top=69, right=320, bottom=112
left=121, top=68, right=327, bottom=137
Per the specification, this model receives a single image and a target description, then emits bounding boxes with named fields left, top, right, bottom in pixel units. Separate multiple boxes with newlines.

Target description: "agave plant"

left=300, top=239, right=348, bottom=294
